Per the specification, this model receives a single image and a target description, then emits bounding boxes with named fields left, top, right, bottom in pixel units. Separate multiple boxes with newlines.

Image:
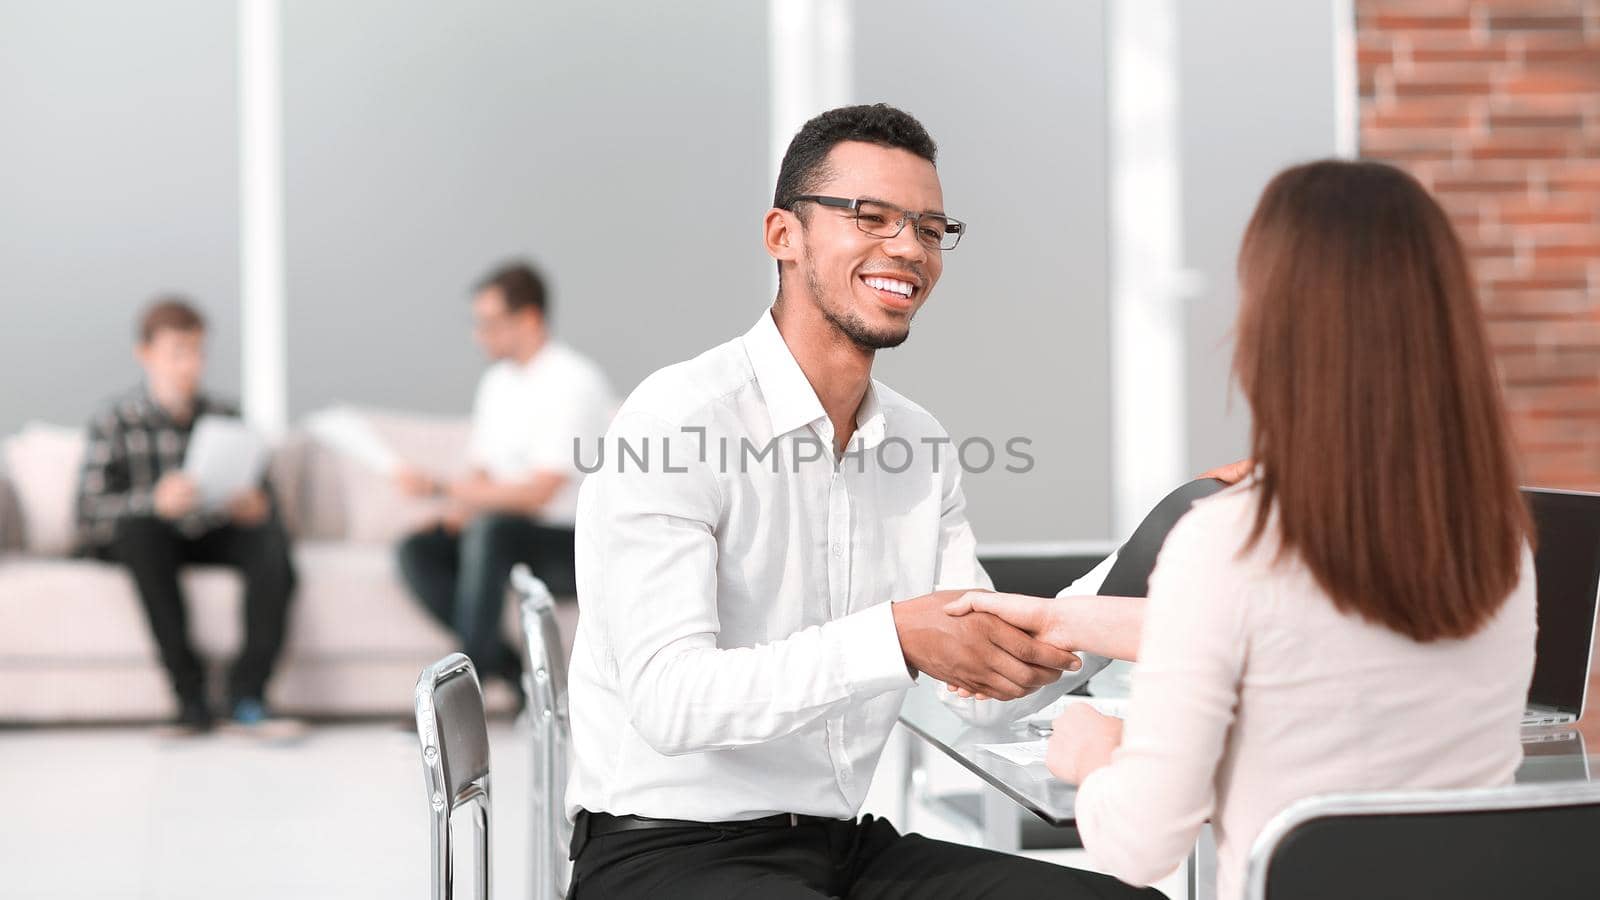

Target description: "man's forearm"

left=459, top=472, right=567, bottom=515
left=1059, top=595, right=1145, bottom=662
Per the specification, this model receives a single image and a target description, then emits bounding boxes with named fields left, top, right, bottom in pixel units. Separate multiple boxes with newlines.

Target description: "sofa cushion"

left=1, top=423, right=86, bottom=555
left=0, top=553, right=241, bottom=662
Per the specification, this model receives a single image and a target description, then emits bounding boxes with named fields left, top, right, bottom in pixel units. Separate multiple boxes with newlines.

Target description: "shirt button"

left=832, top=543, right=843, bottom=558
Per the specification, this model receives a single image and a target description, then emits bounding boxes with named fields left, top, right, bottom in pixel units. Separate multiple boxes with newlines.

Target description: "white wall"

left=0, top=0, right=240, bottom=434
left=0, top=0, right=1345, bottom=542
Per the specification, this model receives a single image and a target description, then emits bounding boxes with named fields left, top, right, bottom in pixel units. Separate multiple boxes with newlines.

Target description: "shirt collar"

left=137, top=382, right=206, bottom=428
left=743, top=309, right=827, bottom=439
left=741, top=308, right=890, bottom=450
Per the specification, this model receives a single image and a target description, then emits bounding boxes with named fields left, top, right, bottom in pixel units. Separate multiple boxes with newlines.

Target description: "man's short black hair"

left=773, top=103, right=938, bottom=214
left=475, top=260, right=547, bottom=317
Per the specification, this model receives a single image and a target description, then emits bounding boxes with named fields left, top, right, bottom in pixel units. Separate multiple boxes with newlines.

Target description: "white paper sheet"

left=183, top=415, right=269, bottom=509
left=1021, top=695, right=1129, bottom=733
left=304, top=407, right=401, bottom=474
left=977, top=739, right=1050, bottom=767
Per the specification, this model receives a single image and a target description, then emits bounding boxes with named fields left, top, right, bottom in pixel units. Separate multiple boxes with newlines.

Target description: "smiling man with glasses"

left=563, top=104, right=1164, bottom=899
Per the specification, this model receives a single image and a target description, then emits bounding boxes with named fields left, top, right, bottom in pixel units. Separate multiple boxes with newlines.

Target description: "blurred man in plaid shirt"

left=75, top=297, right=296, bottom=735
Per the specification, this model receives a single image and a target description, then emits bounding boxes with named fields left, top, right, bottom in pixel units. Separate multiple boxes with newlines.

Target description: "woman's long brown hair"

left=1234, top=160, right=1530, bottom=642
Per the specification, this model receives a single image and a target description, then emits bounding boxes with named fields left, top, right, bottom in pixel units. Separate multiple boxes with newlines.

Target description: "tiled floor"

left=1, top=719, right=1187, bottom=900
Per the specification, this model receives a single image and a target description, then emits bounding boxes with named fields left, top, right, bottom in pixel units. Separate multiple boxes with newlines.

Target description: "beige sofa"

left=0, top=410, right=576, bottom=724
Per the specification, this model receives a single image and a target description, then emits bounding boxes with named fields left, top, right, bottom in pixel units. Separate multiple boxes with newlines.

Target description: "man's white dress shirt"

left=566, top=309, right=1007, bottom=822
left=468, top=340, right=615, bottom=527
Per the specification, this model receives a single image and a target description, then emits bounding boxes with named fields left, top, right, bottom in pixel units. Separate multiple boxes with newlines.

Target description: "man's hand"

left=1046, top=704, right=1123, bottom=785
left=944, top=591, right=1079, bottom=699
left=445, top=471, right=495, bottom=509
left=152, top=472, right=200, bottom=520
left=392, top=465, right=439, bottom=498
left=439, top=505, right=473, bottom=534
left=227, top=488, right=271, bottom=527
left=1197, top=458, right=1253, bottom=485
left=892, top=590, right=1081, bottom=701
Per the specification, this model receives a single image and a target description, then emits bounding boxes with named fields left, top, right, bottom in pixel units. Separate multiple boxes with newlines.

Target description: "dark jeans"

left=396, top=514, right=576, bottom=684
left=99, top=515, right=297, bottom=705
left=568, top=812, right=1165, bottom=899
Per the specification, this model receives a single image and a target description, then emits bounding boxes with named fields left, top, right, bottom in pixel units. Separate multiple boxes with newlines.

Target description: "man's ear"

left=764, top=207, right=802, bottom=264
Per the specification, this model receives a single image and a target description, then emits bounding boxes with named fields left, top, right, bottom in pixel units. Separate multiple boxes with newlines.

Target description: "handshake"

left=890, top=589, right=1086, bottom=702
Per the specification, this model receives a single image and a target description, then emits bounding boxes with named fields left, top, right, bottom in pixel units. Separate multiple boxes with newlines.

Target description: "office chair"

left=1244, top=781, right=1600, bottom=899
left=416, top=653, right=493, bottom=900
left=512, top=564, right=573, bottom=900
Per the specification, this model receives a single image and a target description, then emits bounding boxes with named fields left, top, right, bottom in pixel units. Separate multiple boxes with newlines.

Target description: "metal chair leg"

left=474, top=795, right=492, bottom=900
left=431, top=808, right=452, bottom=900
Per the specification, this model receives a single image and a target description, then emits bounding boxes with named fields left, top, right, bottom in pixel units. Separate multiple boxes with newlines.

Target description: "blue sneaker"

left=231, top=697, right=268, bottom=726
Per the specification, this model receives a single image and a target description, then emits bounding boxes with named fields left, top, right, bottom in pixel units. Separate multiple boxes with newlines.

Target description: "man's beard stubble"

left=804, top=245, right=912, bottom=352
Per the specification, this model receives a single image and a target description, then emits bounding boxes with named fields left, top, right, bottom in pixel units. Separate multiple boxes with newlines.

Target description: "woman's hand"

left=1045, top=703, right=1123, bottom=785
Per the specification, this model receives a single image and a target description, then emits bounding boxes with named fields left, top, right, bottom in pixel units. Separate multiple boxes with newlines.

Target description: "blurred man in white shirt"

left=396, top=261, right=614, bottom=702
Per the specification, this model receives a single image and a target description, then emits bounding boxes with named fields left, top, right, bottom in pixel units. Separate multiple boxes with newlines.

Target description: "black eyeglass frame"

left=788, top=194, right=966, bottom=251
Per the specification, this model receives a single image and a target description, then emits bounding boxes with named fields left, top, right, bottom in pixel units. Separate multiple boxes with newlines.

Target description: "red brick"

left=1508, top=417, right=1600, bottom=446
left=1490, top=274, right=1593, bottom=290
left=1433, top=175, right=1533, bottom=194
left=1489, top=319, right=1600, bottom=348
left=1548, top=161, right=1600, bottom=192
left=1371, top=14, right=1475, bottom=31
left=1487, top=110, right=1588, bottom=129
left=1486, top=289, right=1596, bottom=318
left=1468, top=136, right=1573, bottom=158
left=1502, top=64, right=1600, bottom=95
left=1494, top=197, right=1598, bottom=224
left=1507, top=381, right=1600, bottom=409
left=1364, top=95, right=1479, bottom=128
left=1516, top=222, right=1600, bottom=243
left=1406, top=42, right=1516, bottom=64
left=1365, top=133, right=1463, bottom=161
left=1358, top=44, right=1396, bottom=68
left=1488, top=14, right=1588, bottom=31
left=1519, top=42, right=1600, bottom=66
left=1356, top=0, right=1473, bottom=14
left=1533, top=242, right=1600, bottom=262
left=1488, top=93, right=1593, bottom=115
left=1395, top=77, right=1497, bottom=97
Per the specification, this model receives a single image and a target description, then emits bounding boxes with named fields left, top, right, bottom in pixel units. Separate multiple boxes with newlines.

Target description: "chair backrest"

left=512, top=564, right=573, bottom=900
left=1244, top=781, right=1600, bottom=900
left=1098, top=477, right=1227, bottom=597
left=416, top=652, right=493, bottom=900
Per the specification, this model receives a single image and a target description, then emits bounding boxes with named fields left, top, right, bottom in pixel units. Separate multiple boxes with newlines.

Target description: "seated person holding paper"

left=950, top=161, right=1537, bottom=899
left=75, top=297, right=297, bottom=734
left=395, top=261, right=615, bottom=700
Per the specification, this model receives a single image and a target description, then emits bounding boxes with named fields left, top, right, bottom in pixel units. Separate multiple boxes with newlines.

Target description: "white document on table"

left=183, top=415, right=269, bottom=510
left=977, top=739, right=1050, bottom=767
left=304, top=407, right=401, bottom=474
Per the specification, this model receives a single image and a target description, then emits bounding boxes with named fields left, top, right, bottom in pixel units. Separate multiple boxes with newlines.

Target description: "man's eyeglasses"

left=789, top=195, right=965, bottom=251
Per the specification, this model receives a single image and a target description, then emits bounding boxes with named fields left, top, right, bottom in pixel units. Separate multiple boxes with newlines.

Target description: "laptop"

left=1521, top=488, right=1600, bottom=729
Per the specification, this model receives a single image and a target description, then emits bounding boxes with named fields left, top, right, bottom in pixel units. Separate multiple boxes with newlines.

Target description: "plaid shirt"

left=75, top=385, right=246, bottom=553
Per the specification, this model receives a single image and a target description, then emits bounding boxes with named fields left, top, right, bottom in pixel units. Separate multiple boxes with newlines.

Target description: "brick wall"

left=1358, top=1, right=1600, bottom=488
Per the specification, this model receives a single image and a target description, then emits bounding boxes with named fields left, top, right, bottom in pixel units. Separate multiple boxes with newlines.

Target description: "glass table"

left=897, top=677, right=1596, bottom=899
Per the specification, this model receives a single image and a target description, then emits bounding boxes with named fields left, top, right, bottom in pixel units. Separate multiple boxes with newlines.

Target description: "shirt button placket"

left=826, top=468, right=853, bottom=794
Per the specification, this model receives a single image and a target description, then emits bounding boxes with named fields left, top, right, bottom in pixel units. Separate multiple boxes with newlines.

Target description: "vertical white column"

left=1108, top=0, right=1190, bottom=536
left=239, top=0, right=287, bottom=436
left=768, top=0, right=854, bottom=194
left=1331, top=0, right=1359, bottom=158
